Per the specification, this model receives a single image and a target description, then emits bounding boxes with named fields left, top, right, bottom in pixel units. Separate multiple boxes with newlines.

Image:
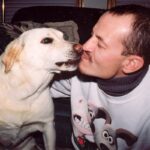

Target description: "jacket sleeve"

left=50, top=78, right=71, bottom=98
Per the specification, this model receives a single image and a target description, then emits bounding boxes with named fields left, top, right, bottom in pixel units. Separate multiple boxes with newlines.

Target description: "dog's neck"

left=1, top=62, right=54, bottom=101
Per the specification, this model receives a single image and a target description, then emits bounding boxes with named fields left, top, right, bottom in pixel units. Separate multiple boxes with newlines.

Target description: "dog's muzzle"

left=55, top=44, right=83, bottom=67
left=73, top=43, right=83, bottom=56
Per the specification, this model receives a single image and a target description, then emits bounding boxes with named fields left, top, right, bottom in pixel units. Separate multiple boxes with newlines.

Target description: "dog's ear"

left=2, top=38, right=23, bottom=73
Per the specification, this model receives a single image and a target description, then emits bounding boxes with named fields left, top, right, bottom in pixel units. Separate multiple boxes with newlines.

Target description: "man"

left=51, top=4, right=150, bottom=150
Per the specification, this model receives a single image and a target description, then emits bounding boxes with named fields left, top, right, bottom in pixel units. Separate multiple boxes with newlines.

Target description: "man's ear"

left=122, top=55, right=144, bottom=74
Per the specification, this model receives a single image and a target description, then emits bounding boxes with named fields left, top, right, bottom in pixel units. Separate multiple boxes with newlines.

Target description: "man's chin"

left=78, top=64, right=98, bottom=78
left=78, top=64, right=90, bottom=75
left=78, top=63, right=85, bottom=72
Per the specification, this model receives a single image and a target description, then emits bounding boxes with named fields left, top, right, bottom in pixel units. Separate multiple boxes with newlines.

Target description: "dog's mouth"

left=55, top=58, right=80, bottom=67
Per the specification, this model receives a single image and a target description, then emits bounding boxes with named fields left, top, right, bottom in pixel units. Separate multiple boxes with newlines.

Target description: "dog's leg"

left=43, top=121, right=56, bottom=150
left=12, top=137, right=37, bottom=150
left=11, top=124, right=44, bottom=150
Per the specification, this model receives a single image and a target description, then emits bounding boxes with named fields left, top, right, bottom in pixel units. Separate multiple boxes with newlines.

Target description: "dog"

left=0, top=28, right=82, bottom=150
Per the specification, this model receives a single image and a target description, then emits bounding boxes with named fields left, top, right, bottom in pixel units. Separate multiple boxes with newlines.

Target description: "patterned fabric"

left=71, top=133, right=97, bottom=150
left=51, top=66, right=150, bottom=150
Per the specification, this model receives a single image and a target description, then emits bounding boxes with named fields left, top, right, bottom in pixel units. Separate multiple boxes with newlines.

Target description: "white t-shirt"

left=50, top=67, right=150, bottom=150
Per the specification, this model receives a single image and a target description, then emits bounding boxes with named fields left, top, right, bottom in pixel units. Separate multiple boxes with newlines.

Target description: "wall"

left=1, top=0, right=150, bottom=23
left=1, top=0, right=78, bottom=23
left=117, top=0, right=150, bottom=7
left=83, top=0, right=107, bottom=9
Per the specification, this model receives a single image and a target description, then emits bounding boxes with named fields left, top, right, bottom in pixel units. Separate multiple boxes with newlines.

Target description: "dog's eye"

left=41, top=37, right=53, bottom=44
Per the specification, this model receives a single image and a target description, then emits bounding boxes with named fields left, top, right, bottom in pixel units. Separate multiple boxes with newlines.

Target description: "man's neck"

left=97, top=66, right=148, bottom=96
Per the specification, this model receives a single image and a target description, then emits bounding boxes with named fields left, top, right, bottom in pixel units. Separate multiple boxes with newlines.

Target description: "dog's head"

left=2, top=28, right=82, bottom=73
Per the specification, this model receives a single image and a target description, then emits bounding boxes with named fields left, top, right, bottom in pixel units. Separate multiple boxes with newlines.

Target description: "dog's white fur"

left=0, top=28, right=79, bottom=150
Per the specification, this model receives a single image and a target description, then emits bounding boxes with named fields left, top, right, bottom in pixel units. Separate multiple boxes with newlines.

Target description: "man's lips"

left=81, top=52, right=91, bottom=61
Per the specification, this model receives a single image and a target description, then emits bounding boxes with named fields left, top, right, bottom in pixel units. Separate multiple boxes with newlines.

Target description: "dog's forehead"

left=22, top=28, right=63, bottom=40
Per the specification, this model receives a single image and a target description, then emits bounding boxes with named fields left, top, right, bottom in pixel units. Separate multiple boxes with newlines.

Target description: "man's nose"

left=82, top=37, right=95, bottom=52
left=73, top=44, right=83, bottom=55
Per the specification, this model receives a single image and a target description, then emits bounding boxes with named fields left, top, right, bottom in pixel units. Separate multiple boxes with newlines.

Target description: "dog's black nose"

left=73, top=44, right=83, bottom=55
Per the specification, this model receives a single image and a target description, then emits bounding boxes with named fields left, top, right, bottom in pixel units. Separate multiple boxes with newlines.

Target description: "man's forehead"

left=91, top=12, right=133, bottom=46
left=93, top=12, right=133, bottom=32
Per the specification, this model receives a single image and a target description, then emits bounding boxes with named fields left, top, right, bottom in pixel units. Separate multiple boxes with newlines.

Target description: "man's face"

left=79, top=13, right=133, bottom=79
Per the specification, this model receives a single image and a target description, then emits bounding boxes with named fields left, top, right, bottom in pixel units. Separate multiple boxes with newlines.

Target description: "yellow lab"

left=0, top=28, right=81, bottom=150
